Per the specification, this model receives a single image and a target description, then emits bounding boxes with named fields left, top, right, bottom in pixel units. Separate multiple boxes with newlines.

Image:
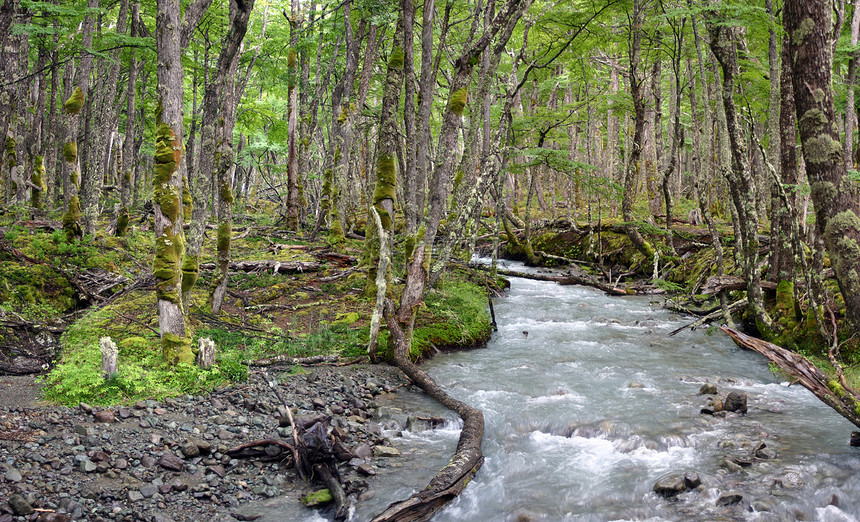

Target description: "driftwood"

left=721, top=326, right=860, bottom=431
left=249, top=354, right=339, bottom=367
left=479, top=266, right=631, bottom=296
left=313, top=463, right=348, bottom=520
left=701, top=275, right=778, bottom=294
left=373, top=302, right=484, bottom=522
left=668, top=299, right=748, bottom=336
left=198, top=260, right=321, bottom=274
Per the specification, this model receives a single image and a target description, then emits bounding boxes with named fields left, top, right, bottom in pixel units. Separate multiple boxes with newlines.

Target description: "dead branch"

left=263, top=372, right=307, bottom=480
left=198, top=260, right=321, bottom=274
left=721, top=326, right=860, bottom=432
left=249, top=354, right=339, bottom=367
left=313, top=463, right=349, bottom=520
left=668, top=299, right=748, bottom=336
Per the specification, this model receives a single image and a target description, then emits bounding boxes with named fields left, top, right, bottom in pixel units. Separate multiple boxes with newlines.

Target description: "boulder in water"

left=724, top=391, right=747, bottom=413
left=716, top=491, right=743, bottom=506
left=684, top=472, right=702, bottom=489
left=653, top=474, right=687, bottom=497
left=699, top=383, right=718, bottom=395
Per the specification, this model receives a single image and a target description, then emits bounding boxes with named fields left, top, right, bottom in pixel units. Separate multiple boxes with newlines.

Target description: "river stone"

left=79, top=459, right=97, bottom=473
left=373, top=445, right=400, bottom=457
left=357, top=463, right=376, bottom=476
left=653, top=474, right=687, bottom=497
left=158, top=453, right=186, bottom=471
left=755, top=446, right=777, bottom=459
left=724, top=391, right=748, bottom=413
left=4, top=467, right=22, bottom=482
left=353, top=443, right=373, bottom=460
left=128, top=490, right=144, bottom=502
left=716, top=492, right=743, bottom=506
left=94, top=410, right=115, bottom=423
left=699, top=383, right=718, bottom=395
left=140, top=484, right=158, bottom=498
left=180, top=440, right=200, bottom=458
left=7, top=494, right=34, bottom=516
left=684, top=472, right=702, bottom=489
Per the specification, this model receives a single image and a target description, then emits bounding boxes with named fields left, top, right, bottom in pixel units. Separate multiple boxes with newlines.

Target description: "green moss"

left=332, top=312, right=360, bottom=326
left=31, top=156, right=46, bottom=209
left=161, top=332, right=194, bottom=365
left=301, top=489, right=333, bottom=507
left=180, top=254, right=199, bottom=295
left=154, top=230, right=185, bottom=303
left=828, top=380, right=846, bottom=398
left=115, top=208, right=129, bottom=237
left=216, top=223, right=231, bottom=253
left=388, top=47, right=404, bottom=69
left=62, top=195, right=82, bottom=242
left=220, top=182, right=234, bottom=205
left=453, top=169, right=464, bottom=190
left=448, top=88, right=468, bottom=117
left=182, top=176, right=193, bottom=222
left=64, top=87, right=84, bottom=115
left=63, top=142, right=77, bottom=163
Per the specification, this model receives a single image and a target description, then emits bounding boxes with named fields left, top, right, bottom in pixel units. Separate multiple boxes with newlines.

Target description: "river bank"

left=0, top=364, right=423, bottom=521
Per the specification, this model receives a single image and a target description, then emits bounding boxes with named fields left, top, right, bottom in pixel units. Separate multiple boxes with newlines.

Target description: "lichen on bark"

left=373, top=154, right=396, bottom=229
left=31, top=156, right=46, bottom=209
left=62, top=196, right=82, bottom=241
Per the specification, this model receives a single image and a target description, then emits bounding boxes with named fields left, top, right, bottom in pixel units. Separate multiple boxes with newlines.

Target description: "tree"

left=785, top=0, right=860, bottom=334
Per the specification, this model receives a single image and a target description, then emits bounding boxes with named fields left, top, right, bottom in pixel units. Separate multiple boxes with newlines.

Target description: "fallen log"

left=249, top=354, right=339, bottom=367
left=472, top=265, right=630, bottom=296
left=668, top=299, right=747, bottom=336
left=198, top=260, right=321, bottom=274
left=721, top=326, right=860, bottom=431
left=373, top=302, right=484, bottom=522
left=313, top=463, right=348, bottom=520
left=701, top=276, right=778, bottom=294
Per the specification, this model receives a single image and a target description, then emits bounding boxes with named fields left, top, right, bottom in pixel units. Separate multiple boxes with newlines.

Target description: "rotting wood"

left=721, top=326, right=860, bottom=431
left=198, top=260, right=321, bottom=274
left=249, top=354, right=339, bottom=367
left=263, top=371, right=307, bottom=480
left=701, top=275, right=778, bottom=294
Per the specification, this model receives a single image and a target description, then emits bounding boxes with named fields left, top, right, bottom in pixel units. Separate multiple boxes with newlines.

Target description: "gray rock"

left=699, top=383, right=718, bottom=395
left=716, top=492, right=743, bottom=506
left=684, top=472, right=702, bottom=489
left=140, top=484, right=158, bottom=498
left=180, top=440, right=200, bottom=458
left=128, top=490, right=144, bottom=502
left=724, top=391, right=748, bottom=413
left=7, top=494, right=34, bottom=516
left=357, top=463, right=376, bottom=476
left=79, top=402, right=93, bottom=414
left=653, top=474, right=687, bottom=497
left=79, top=459, right=97, bottom=473
left=4, top=467, right=22, bottom=482
left=216, top=428, right=234, bottom=440
left=141, top=455, right=157, bottom=467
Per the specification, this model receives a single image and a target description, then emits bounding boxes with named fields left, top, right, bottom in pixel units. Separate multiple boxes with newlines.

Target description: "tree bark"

left=785, top=0, right=860, bottom=333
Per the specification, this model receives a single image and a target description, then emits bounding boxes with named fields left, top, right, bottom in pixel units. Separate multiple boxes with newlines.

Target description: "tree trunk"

left=785, top=0, right=860, bottom=334
left=154, top=0, right=192, bottom=364
left=209, top=0, right=255, bottom=314
left=623, top=0, right=657, bottom=259
left=846, top=0, right=860, bottom=168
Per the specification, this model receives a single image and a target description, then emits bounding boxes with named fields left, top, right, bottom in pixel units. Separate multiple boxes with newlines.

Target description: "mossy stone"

left=301, top=489, right=332, bottom=506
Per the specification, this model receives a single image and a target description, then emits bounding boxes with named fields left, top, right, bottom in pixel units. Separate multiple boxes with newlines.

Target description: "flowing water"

left=249, top=261, right=860, bottom=521
left=353, top=262, right=860, bottom=521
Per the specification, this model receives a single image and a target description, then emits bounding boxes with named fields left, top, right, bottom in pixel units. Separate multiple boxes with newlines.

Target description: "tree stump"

left=100, top=337, right=118, bottom=379
left=197, top=338, right=216, bottom=368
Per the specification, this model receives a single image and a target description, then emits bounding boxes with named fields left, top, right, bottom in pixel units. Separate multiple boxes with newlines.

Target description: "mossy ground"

left=0, top=204, right=493, bottom=406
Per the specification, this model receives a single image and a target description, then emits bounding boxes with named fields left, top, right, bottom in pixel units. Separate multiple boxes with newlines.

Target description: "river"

left=352, top=262, right=860, bottom=521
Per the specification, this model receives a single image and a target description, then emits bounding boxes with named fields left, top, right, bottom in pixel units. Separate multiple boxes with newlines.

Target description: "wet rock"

left=353, top=443, right=373, bottom=460
left=754, top=442, right=777, bottom=460
left=7, top=494, right=34, bottom=516
left=628, top=382, right=645, bottom=389
left=721, top=459, right=742, bottom=473
left=373, top=445, right=400, bottom=457
left=724, top=391, right=748, bottom=414
left=684, top=472, right=702, bottom=489
left=357, top=463, right=376, bottom=476
left=775, top=471, right=804, bottom=489
left=716, top=492, right=743, bottom=506
left=699, top=383, right=718, bottom=395
left=653, top=474, right=687, bottom=497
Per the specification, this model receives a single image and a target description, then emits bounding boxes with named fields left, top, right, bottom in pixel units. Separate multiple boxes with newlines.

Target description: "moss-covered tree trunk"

left=623, top=0, right=657, bottom=260
left=283, top=0, right=301, bottom=231
left=61, top=88, right=84, bottom=241
left=184, top=0, right=254, bottom=307
left=154, top=0, right=192, bottom=364
left=786, top=0, right=860, bottom=333
left=708, top=20, right=776, bottom=336
left=210, top=0, right=254, bottom=313
left=364, top=20, right=403, bottom=299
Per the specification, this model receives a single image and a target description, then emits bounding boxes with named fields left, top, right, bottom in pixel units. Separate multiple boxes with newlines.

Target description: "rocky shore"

left=0, top=364, right=415, bottom=521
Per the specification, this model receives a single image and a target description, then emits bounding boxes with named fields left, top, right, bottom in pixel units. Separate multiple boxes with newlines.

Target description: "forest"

left=3, top=0, right=860, bottom=519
